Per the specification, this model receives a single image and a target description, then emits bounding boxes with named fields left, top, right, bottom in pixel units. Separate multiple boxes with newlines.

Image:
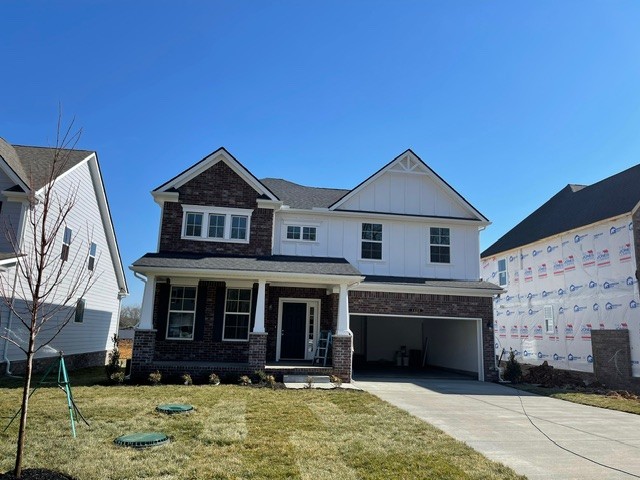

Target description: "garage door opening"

left=351, top=315, right=483, bottom=380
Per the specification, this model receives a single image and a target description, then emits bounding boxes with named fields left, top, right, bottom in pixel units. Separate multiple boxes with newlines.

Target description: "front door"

left=280, top=302, right=307, bottom=359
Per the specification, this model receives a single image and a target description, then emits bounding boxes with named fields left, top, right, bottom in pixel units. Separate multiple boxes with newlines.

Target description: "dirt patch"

left=1, top=469, right=76, bottom=480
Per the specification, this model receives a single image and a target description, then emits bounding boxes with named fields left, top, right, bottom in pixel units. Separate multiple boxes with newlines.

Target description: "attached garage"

left=351, top=315, right=483, bottom=380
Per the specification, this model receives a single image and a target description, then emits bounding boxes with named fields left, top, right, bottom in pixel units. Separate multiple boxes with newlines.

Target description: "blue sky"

left=2, top=1, right=640, bottom=305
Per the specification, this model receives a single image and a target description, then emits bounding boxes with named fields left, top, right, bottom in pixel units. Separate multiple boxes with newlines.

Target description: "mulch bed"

left=0, top=469, right=76, bottom=480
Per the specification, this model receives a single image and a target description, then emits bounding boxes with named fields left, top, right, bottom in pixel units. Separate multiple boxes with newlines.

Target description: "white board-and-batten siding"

left=1, top=159, right=121, bottom=362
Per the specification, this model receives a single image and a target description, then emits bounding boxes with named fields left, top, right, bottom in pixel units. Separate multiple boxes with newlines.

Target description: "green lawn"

left=513, top=384, right=640, bottom=415
left=0, top=370, right=524, bottom=480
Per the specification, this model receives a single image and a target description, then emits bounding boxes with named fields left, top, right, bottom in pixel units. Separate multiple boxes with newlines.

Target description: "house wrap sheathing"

left=482, top=214, right=639, bottom=376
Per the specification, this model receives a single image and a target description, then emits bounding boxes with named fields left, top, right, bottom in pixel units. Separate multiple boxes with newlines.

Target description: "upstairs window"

left=286, top=225, right=317, bottom=242
left=182, top=206, right=252, bottom=243
left=223, top=288, right=252, bottom=341
left=88, top=242, right=97, bottom=271
left=498, top=259, right=507, bottom=286
left=61, top=227, right=72, bottom=261
left=361, top=223, right=382, bottom=260
left=429, top=227, right=450, bottom=263
left=167, top=286, right=197, bottom=340
left=544, top=305, right=554, bottom=334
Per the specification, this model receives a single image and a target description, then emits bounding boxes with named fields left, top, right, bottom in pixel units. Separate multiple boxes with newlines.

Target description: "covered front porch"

left=130, top=253, right=363, bottom=381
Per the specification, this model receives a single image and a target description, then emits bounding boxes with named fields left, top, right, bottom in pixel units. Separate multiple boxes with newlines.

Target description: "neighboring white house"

left=0, top=138, right=128, bottom=373
left=481, top=164, right=640, bottom=377
left=131, top=147, right=501, bottom=382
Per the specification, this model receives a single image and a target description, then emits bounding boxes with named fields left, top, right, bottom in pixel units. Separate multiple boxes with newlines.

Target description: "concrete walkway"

left=355, top=376, right=640, bottom=480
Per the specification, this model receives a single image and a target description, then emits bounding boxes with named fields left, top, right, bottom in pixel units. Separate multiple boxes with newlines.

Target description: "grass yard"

left=0, top=370, right=524, bottom=480
left=512, top=384, right=640, bottom=416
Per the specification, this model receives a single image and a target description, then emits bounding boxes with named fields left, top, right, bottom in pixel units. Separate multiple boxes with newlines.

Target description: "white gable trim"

left=87, top=155, right=129, bottom=296
left=329, top=149, right=489, bottom=222
left=154, top=147, right=278, bottom=201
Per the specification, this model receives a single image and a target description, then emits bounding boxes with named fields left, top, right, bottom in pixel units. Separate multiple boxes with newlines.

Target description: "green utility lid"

left=114, top=432, right=170, bottom=448
left=156, top=403, right=194, bottom=414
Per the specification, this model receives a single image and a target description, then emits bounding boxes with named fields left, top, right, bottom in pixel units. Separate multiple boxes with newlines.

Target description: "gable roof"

left=154, top=147, right=279, bottom=201
left=0, top=138, right=94, bottom=192
left=482, top=163, right=640, bottom=258
left=260, top=178, right=348, bottom=209
left=329, top=149, right=489, bottom=222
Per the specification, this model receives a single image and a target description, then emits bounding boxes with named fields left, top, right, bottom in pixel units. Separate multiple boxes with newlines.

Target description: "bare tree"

left=0, top=118, right=98, bottom=478
left=119, top=305, right=141, bottom=329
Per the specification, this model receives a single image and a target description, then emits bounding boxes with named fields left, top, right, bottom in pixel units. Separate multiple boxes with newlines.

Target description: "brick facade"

left=2, top=350, right=108, bottom=376
left=158, top=161, right=273, bottom=256
left=591, top=329, right=633, bottom=389
left=248, top=332, right=268, bottom=369
left=332, top=335, right=353, bottom=382
left=349, top=290, right=497, bottom=381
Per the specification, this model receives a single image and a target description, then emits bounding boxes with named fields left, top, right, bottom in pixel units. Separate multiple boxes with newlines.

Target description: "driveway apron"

left=355, top=377, right=640, bottom=480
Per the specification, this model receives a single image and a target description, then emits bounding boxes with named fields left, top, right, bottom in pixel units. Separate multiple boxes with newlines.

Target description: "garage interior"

left=350, top=315, right=482, bottom=379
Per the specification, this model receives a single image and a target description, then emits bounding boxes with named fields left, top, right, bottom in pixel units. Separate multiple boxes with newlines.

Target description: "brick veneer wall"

left=332, top=335, right=352, bottom=382
left=3, top=350, right=108, bottom=376
left=131, top=329, right=156, bottom=379
left=249, top=333, right=268, bottom=369
left=591, top=329, right=633, bottom=389
left=158, top=161, right=273, bottom=256
left=349, top=290, right=498, bottom=381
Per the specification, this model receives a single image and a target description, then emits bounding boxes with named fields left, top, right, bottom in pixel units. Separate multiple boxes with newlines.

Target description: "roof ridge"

left=13, top=144, right=94, bottom=153
left=261, top=177, right=349, bottom=191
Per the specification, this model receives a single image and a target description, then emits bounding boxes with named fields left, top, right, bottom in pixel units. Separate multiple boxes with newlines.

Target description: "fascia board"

left=277, top=208, right=489, bottom=226
left=0, top=157, right=30, bottom=193
left=151, top=191, right=180, bottom=206
left=329, top=149, right=489, bottom=223
left=129, top=264, right=364, bottom=285
left=2, top=190, right=30, bottom=203
left=352, top=282, right=503, bottom=298
left=88, top=155, right=129, bottom=295
left=155, top=148, right=278, bottom=201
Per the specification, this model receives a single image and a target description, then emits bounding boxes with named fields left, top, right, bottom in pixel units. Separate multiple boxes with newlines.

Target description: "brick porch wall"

left=348, top=290, right=497, bottom=381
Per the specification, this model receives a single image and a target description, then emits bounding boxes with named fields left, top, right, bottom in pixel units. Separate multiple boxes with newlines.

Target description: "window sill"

left=222, top=338, right=250, bottom=343
left=164, top=337, right=194, bottom=341
left=181, top=235, right=250, bottom=244
left=359, top=258, right=386, bottom=263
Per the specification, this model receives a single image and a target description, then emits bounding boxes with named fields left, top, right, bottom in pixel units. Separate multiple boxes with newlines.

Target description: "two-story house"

left=131, top=148, right=501, bottom=382
left=0, top=138, right=128, bottom=374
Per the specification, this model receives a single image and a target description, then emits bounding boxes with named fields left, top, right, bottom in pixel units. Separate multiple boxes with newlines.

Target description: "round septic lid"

left=156, top=403, right=194, bottom=414
left=114, top=432, right=169, bottom=448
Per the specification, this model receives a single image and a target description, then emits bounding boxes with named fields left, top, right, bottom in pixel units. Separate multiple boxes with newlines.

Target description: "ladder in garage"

left=313, top=330, right=332, bottom=366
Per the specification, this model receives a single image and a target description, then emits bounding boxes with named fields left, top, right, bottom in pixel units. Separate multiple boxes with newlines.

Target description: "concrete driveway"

left=354, top=376, right=640, bottom=479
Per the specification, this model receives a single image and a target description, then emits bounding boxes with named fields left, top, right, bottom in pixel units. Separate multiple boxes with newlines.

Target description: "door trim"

left=276, top=298, right=321, bottom=361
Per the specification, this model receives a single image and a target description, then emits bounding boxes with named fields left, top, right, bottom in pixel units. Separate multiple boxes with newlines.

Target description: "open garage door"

left=351, top=315, right=484, bottom=380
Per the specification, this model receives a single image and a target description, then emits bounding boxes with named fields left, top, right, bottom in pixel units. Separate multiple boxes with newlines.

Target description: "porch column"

left=253, top=279, right=266, bottom=333
left=336, top=283, right=351, bottom=336
left=138, top=274, right=156, bottom=330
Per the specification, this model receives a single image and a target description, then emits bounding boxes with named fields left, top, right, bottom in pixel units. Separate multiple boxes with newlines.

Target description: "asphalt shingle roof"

left=482, top=163, right=640, bottom=258
left=0, top=138, right=92, bottom=191
left=133, top=252, right=362, bottom=276
left=363, top=275, right=503, bottom=292
left=260, top=178, right=348, bottom=209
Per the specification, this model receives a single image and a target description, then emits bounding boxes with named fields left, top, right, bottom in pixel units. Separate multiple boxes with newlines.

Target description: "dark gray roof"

left=0, top=252, right=19, bottom=261
left=0, top=138, right=93, bottom=192
left=363, top=275, right=503, bottom=292
left=482, top=163, right=640, bottom=258
left=261, top=178, right=348, bottom=209
left=132, top=252, right=362, bottom=276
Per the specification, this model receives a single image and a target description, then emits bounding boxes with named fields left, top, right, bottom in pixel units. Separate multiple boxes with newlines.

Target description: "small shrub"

left=110, top=371, right=125, bottom=384
left=330, top=374, right=343, bottom=387
left=305, top=376, right=314, bottom=389
left=503, top=348, right=522, bottom=383
left=208, top=373, right=221, bottom=385
left=239, top=375, right=252, bottom=386
left=182, top=373, right=193, bottom=386
left=148, top=370, right=162, bottom=386
left=265, top=374, right=276, bottom=389
left=105, top=333, right=121, bottom=381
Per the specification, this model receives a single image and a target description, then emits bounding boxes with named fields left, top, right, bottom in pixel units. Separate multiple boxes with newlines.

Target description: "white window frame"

left=223, top=287, right=253, bottom=342
left=498, top=258, right=507, bottom=286
left=181, top=205, right=252, bottom=244
left=166, top=285, right=198, bottom=341
left=88, top=242, right=97, bottom=271
left=361, top=222, right=383, bottom=261
left=284, top=225, right=318, bottom=242
left=544, top=305, right=554, bottom=334
left=428, top=227, right=451, bottom=264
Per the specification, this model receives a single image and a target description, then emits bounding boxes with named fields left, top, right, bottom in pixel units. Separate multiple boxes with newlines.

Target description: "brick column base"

left=592, top=329, right=632, bottom=389
left=332, top=334, right=353, bottom=383
left=249, top=332, right=268, bottom=370
left=131, top=329, right=157, bottom=381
